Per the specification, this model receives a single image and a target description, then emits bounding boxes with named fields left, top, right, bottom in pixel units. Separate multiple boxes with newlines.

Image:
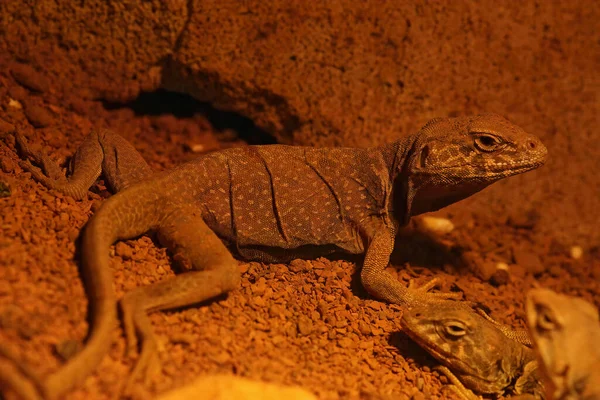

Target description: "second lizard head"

left=400, top=301, right=542, bottom=397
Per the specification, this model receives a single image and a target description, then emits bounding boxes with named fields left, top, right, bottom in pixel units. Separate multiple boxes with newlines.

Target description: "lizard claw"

left=407, top=277, right=441, bottom=292
left=0, top=343, right=45, bottom=400
left=120, top=297, right=140, bottom=357
left=435, top=365, right=481, bottom=400
left=123, top=335, right=160, bottom=394
left=15, top=131, right=66, bottom=182
left=18, top=160, right=52, bottom=184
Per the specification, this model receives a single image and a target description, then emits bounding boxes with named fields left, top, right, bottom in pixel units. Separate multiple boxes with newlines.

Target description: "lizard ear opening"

left=401, top=179, right=416, bottom=225
left=419, top=145, right=430, bottom=168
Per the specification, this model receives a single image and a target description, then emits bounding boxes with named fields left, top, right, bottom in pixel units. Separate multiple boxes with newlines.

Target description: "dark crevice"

left=172, top=0, right=195, bottom=55
left=102, top=89, right=277, bottom=145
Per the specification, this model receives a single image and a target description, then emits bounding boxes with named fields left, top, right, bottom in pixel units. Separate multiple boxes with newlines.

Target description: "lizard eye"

left=445, top=321, right=467, bottom=337
left=536, top=307, right=557, bottom=331
left=474, top=134, right=503, bottom=152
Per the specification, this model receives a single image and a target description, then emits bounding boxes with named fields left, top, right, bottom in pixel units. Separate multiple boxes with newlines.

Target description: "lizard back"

left=163, top=145, right=393, bottom=261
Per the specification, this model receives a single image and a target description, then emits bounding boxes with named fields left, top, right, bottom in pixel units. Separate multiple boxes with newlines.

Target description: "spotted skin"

left=195, top=145, right=387, bottom=256
left=4, top=114, right=547, bottom=400
left=526, top=289, right=600, bottom=400
left=401, top=301, right=544, bottom=399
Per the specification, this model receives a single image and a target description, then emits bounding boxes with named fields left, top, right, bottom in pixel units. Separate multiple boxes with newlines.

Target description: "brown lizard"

left=400, top=300, right=545, bottom=399
left=1, top=114, right=547, bottom=399
left=526, top=288, right=600, bottom=400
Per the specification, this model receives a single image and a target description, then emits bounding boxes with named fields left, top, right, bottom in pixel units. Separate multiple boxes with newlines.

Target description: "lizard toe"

left=408, top=277, right=440, bottom=292
left=123, top=334, right=160, bottom=395
left=119, top=297, right=140, bottom=357
left=407, top=277, right=463, bottom=304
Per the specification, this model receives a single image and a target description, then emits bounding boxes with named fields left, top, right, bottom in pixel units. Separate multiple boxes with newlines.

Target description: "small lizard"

left=526, top=288, right=600, bottom=400
left=2, top=114, right=547, bottom=399
left=400, top=301, right=545, bottom=399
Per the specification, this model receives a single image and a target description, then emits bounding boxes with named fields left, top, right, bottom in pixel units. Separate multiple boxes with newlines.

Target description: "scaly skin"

left=526, top=288, right=600, bottom=400
left=2, top=114, right=547, bottom=399
left=401, top=301, right=545, bottom=399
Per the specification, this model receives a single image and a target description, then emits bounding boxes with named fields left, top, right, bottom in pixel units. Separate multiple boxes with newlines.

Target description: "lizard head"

left=400, top=301, right=538, bottom=396
left=397, top=114, right=548, bottom=219
left=526, top=288, right=600, bottom=400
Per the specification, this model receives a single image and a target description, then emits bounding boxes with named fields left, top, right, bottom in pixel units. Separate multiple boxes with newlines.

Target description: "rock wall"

left=1, top=0, right=598, bottom=246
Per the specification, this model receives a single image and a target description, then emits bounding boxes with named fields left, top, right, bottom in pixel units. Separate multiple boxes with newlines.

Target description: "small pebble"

left=416, top=216, right=454, bottom=234
left=24, top=101, right=54, bottom=128
left=506, top=210, right=539, bottom=229
left=11, top=63, right=50, bottom=93
left=297, top=315, right=313, bottom=335
left=496, top=262, right=509, bottom=271
left=490, top=264, right=509, bottom=286
left=115, top=241, right=134, bottom=260
left=8, top=98, right=22, bottom=109
left=8, top=85, right=27, bottom=101
left=512, top=245, right=545, bottom=274
left=188, top=143, right=205, bottom=153
left=0, top=181, right=10, bottom=198
left=570, top=246, right=583, bottom=260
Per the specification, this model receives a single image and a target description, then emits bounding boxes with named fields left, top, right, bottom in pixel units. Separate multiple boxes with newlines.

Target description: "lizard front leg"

left=360, top=228, right=461, bottom=308
left=13, top=130, right=103, bottom=200
left=359, top=229, right=531, bottom=344
left=13, top=129, right=152, bottom=200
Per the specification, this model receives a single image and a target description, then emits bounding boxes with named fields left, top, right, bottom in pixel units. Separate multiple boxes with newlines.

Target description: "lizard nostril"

left=528, top=140, right=536, bottom=150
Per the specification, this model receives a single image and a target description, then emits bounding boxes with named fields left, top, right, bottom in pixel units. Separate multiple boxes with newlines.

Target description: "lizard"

left=0, top=114, right=547, bottom=400
left=400, top=300, right=545, bottom=399
left=525, top=288, right=600, bottom=400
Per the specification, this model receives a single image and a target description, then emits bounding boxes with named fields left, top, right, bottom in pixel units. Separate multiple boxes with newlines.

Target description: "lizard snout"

left=523, top=136, right=548, bottom=163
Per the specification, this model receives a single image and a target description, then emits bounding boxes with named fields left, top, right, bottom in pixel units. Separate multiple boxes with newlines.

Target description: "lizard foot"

left=124, top=333, right=160, bottom=393
left=435, top=365, right=480, bottom=400
left=18, top=160, right=63, bottom=189
left=14, top=132, right=65, bottom=181
left=0, top=343, right=44, bottom=400
left=407, top=277, right=463, bottom=305
left=120, top=297, right=162, bottom=394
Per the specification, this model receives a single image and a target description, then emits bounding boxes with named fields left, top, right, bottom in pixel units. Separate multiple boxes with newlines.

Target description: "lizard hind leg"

left=119, top=205, right=240, bottom=392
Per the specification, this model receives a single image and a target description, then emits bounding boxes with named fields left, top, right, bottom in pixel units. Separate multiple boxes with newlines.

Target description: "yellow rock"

left=156, top=374, right=317, bottom=400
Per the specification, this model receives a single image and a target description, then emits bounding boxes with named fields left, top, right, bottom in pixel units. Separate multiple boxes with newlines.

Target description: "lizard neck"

left=384, top=136, right=498, bottom=222
left=379, top=136, right=417, bottom=226
left=380, top=137, right=413, bottom=179
left=381, top=135, right=494, bottom=225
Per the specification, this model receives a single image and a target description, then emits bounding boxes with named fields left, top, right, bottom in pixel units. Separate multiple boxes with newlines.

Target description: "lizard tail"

left=42, top=187, right=162, bottom=399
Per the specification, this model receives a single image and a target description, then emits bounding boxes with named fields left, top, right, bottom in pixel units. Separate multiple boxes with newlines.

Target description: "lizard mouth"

left=420, top=157, right=546, bottom=180
left=416, top=142, right=548, bottom=179
left=484, top=156, right=547, bottom=173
